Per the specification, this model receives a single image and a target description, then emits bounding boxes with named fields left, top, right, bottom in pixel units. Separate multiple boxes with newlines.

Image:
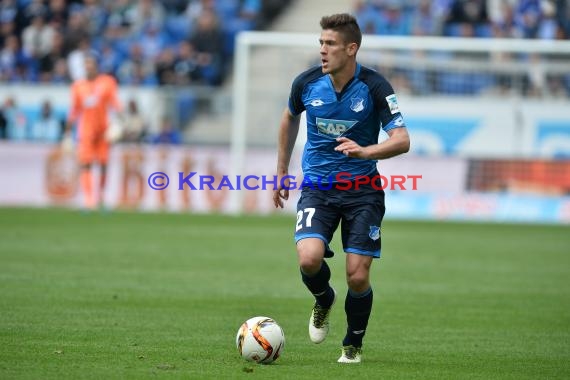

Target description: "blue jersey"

left=288, top=63, right=406, bottom=182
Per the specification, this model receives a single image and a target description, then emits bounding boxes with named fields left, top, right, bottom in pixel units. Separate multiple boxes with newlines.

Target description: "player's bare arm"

left=274, top=108, right=300, bottom=208
left=334, top=127, right=410, bottom=160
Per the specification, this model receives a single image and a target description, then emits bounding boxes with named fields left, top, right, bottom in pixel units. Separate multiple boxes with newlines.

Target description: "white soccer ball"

left=235, top=316, right=285, bottom=364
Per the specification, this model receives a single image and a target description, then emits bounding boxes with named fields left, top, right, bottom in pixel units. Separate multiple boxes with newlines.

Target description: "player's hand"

left=273, top=173, right=290, bottom=209
left=335, top=137, right=368, bottom=159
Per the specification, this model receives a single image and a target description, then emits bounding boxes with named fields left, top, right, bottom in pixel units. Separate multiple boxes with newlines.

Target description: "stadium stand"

left=2, top=1, right=566, bottom=87
left=0, top=0, right=568, bottom=143
left=0, top=0, right=293, bottom=85
left=0, top=0, right=293, bottom=142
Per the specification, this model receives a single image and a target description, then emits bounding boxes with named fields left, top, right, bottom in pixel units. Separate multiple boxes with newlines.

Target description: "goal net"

left=228, top=32, right=570, bottom=222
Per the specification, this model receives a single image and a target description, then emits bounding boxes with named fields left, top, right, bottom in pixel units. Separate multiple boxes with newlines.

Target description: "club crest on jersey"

left=385, top=94, right=400, bottom=114
left=369, top=226, right=380, bottom=241
left=316, top=118, right=357, bottom=138
left=310, top=99, right=325, bottom=107
left=350, top=97, right=365, bottom=112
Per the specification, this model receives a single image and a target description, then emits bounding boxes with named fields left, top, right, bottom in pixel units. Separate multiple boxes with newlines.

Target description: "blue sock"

left=343, top=287, right=373, bottom=348
left=300, top=260, right=335, bottom=308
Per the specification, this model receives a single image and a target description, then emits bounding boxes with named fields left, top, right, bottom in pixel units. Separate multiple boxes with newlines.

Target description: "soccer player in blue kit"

left=273, top=13, right=410, bottom=363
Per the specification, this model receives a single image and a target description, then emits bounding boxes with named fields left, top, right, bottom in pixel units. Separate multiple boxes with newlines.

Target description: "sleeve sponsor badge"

left=385, top=94, right=400, bottom=114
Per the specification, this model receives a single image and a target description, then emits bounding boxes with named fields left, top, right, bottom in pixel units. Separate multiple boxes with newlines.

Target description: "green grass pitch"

left=0, top=207, right=569, bottom=379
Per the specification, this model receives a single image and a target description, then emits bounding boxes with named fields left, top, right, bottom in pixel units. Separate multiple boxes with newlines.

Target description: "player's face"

left=319, top=30, right=354, bottom=75
left=85, top=57, right=98, bottom=79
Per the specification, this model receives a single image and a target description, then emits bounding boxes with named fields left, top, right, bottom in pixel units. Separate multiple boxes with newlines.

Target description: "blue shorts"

left=294, top=174, right=386, bottom=258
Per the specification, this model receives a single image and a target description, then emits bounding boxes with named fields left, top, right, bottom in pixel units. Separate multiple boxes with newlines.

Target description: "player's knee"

left=346, top=271, right=369, bottom=292
left=296, top=239, right=325, bottom=273
left=298, top=254, right=322, bottom=274
left=297, top=250, right=322, bottom=274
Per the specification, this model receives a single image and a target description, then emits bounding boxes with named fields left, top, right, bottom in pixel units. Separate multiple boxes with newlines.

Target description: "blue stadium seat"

left=176, top=92, right=197, bottom=126
left=475, top=24, right=492, bottom=38
left=165, top=15, right=192, bottom=43
left=437, top=72, right=496, bottom=95
left=443, top=23, right=463, bottom=37
left=215, top=0, right=241, bottom=20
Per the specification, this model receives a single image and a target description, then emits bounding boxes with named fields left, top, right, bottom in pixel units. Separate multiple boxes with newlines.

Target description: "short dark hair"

left=320, top=13, right=362, bottom=48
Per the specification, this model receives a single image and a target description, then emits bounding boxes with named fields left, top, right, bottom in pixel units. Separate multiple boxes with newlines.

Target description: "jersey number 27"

left=296, top=208, right=316, bottom=232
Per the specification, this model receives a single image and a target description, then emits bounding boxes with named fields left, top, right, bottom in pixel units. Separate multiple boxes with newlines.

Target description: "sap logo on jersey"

left=316, top=118, right=357, bottom=138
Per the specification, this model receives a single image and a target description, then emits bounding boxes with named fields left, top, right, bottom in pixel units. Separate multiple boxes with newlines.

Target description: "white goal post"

left=229, top=32, right=570, bottom=214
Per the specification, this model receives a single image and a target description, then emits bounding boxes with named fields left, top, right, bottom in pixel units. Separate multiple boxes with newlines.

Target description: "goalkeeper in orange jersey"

left=65, top=54, right=123, bottom=210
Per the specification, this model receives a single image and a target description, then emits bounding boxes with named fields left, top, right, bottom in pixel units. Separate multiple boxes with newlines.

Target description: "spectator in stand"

left=121, top=99, right=147, bottom=143
left=1, top=15, right=18, bottom=48
left=184, top=0, right=216, bottom=25
left=81, top=0, right=107, bottom=39
left=0, top=34, right=30, bottom=82
left=377, top=1, right=412, bottom=36
left=556, top=0, right=570, bottom=38
left=173, top=40, right=200, bottom=85
left=188, top=9, right=224, bottom=85
left=537, top=0, right=558, bottom=39
left=22, top=14, right=56, bottom=71
left=117, top=42, right=157, bottom=85
left=447, top=0, right=489, bottom=25
left=444, top=0, right=489, bottom=38
left=45, top=0, right=69, bottom=31
left=0, top=0, right=19, bottom=37
left=21, top=0, right=48, bottom=26
left=410, top=0, right=438, bottom=36
left=131, top=0, right=166, bottom=36
left=38, top=29, right=65, bottom=82
left=129, top=61, right=158, bottom=86
left=155, top=46, right=177, bottom=85
left=62, top=8, right=89, bottom=58
left=490, top=0, right=520, bottom=38
left=3, top=97, right=28, bottom=141
left=101, top=20, right=132, bottom=72
left=106, top=0, right=135, bottom=30
left=431, top=0, right=454, bottom=34
left=151, top=116, right=181, bottom=145
left=514, top=0, right=541, bottom=38
left=51, top=57, right=69, bottom=83
left=30, top=100, right=63, bottom=143
left=98, top=42, right=121, bottom=76
left=136, top=20, right=168, bottom=63
left=354, top=0, right=413, bottom=36
left=105, top=0, right=135, bottom=49
left=353, top=0, right=380, bottom=34
left=0, top=33, right=17, bottom=79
